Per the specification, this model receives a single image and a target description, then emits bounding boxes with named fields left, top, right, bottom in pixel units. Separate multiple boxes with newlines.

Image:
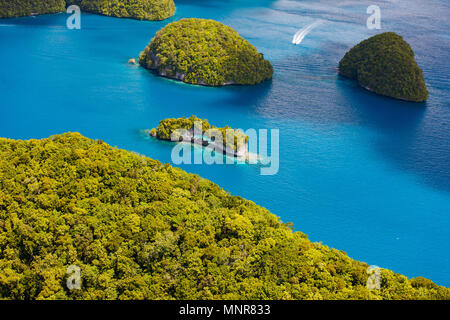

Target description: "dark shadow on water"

left=336, top=77, right=450, bottom=193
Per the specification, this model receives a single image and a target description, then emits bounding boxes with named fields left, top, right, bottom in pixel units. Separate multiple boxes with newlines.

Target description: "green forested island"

left=139, top=18, right=274, bottom=86
left=0, top=0, right=175, bottom=20
left=0, top=0, right=66, bottom=18
left=0, top=132, right=448, bottom=300
left=71, top=0, right=175, bottom=21
left=148, top=115, right=248, bottom=154
left=150, top=115, right=213, bottom=140
left=339, top=32, right=428, bottom=102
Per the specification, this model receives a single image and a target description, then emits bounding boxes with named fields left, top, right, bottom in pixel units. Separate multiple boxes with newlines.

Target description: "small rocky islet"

left=0, top=0, right=66, bottom=18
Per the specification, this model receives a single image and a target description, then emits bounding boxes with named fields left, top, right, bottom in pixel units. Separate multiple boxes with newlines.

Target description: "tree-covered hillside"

left=139, top=18, right=273, bottom=86
left=0, top=133, right=448, bottom=299
left=72, top=0, right=175, bottom=21
left=0, top=0, right=66, bottom=18
left=339, top=32, right=428, bottom=102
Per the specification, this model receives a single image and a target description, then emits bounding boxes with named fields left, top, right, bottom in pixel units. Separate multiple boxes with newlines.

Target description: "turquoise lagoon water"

left=1, top=0, right=449, bottom=285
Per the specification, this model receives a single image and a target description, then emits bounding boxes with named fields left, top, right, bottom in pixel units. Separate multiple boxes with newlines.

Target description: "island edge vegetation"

left=339, top=32, right=428, bottom=102
left=139, top=18, right=274, bottom=86
left=0, top=133, right=448, bottom=300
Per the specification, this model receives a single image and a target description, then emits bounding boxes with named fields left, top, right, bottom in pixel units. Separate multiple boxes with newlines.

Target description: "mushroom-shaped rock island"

left=0, top=0, right=66, bottom=18
left=339, top=32, right=428, bottom=102
left=139, top=18, right=273, bottom=86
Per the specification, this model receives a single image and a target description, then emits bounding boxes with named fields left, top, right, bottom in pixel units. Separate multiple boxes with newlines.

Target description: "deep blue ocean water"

left=1, top=0, right=449, bottom=286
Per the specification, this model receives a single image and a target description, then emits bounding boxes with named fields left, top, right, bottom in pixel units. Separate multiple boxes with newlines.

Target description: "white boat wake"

left=292, top=20, right=324, bottom=45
